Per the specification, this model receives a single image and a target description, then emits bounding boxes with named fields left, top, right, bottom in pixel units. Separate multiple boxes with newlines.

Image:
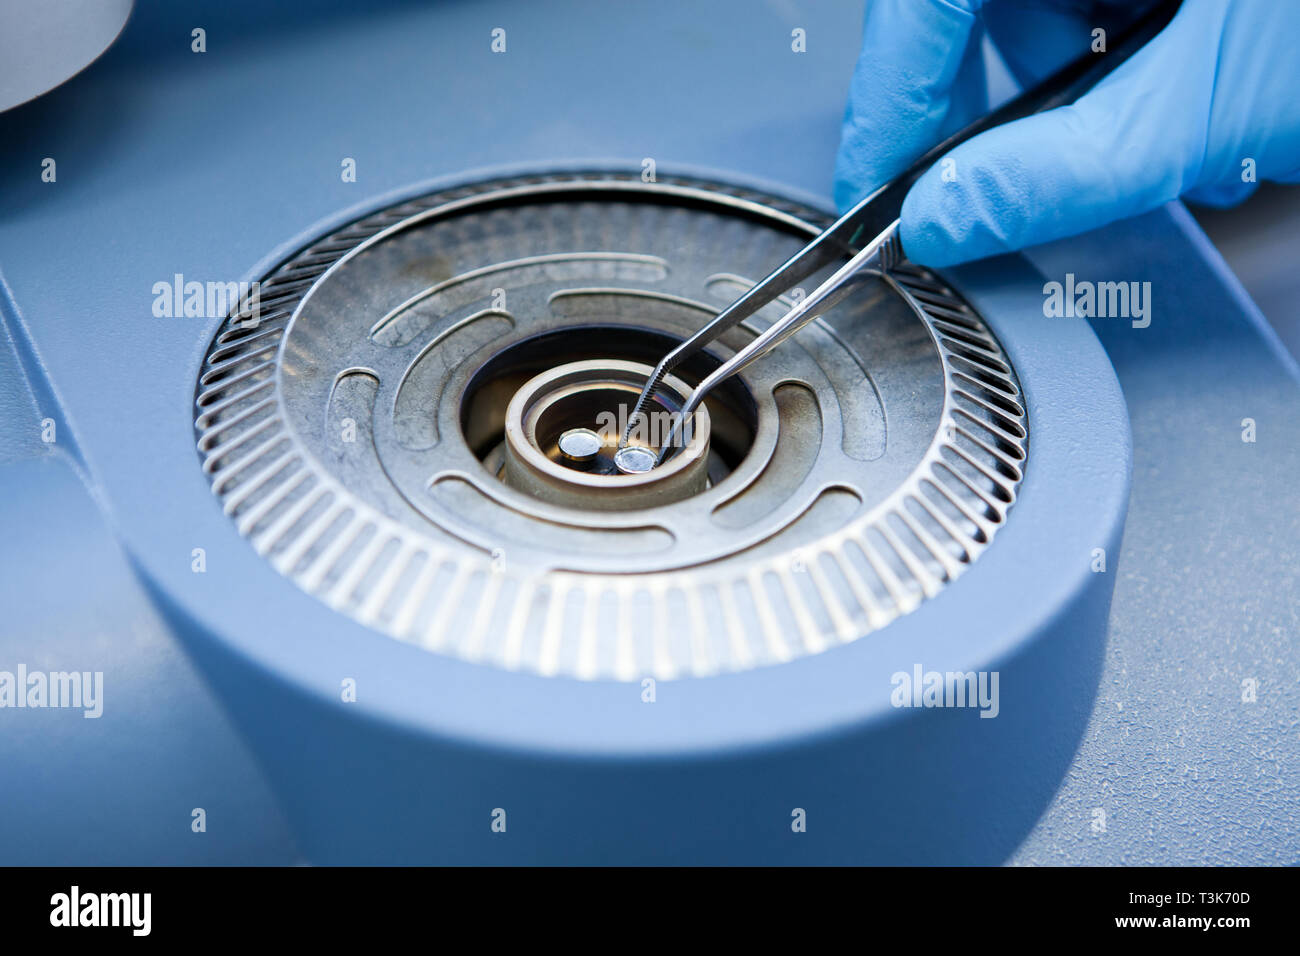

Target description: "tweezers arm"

left=654, top=224, right=900, bottom=464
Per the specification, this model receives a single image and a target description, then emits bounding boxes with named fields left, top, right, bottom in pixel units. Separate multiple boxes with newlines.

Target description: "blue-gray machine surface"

left=0, top=0, right=1295, bottom=865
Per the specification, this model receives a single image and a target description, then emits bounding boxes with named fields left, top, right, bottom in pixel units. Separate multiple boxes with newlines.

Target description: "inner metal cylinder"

left=502, top=359, right=711, bottom=511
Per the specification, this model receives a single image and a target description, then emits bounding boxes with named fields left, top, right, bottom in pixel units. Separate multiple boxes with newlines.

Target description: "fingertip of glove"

left=899, top=175, right=975, bottom=267
left=1184, top=181, right=1258, bottom=209
left=832, top=173, right=865, bottom=216
left=900, top=155, right=1043, bottom=266
left=832, top=139, right=877, bottom=214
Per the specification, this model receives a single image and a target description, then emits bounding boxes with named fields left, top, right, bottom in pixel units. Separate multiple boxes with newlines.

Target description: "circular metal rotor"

left=194, top=172, right=1028, bottom=681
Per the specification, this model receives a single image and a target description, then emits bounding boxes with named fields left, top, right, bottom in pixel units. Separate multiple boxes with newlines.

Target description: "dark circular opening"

left=460, top=325, right=758, bottom=475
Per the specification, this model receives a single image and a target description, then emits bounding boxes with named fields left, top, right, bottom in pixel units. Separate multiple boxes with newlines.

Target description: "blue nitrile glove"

left=833, top=0, right=1300, bottom=267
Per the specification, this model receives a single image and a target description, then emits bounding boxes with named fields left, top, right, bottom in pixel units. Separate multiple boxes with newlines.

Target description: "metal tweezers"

left=622, top=0, right=1182, bottom=466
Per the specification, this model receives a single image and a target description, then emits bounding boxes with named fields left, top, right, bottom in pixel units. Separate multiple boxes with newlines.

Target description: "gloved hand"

left=833, top=0, right=1300, bottom=267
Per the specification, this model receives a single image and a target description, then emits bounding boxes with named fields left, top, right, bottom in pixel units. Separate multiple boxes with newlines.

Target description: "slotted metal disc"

left=194, top=172, right=1027, bottom=680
